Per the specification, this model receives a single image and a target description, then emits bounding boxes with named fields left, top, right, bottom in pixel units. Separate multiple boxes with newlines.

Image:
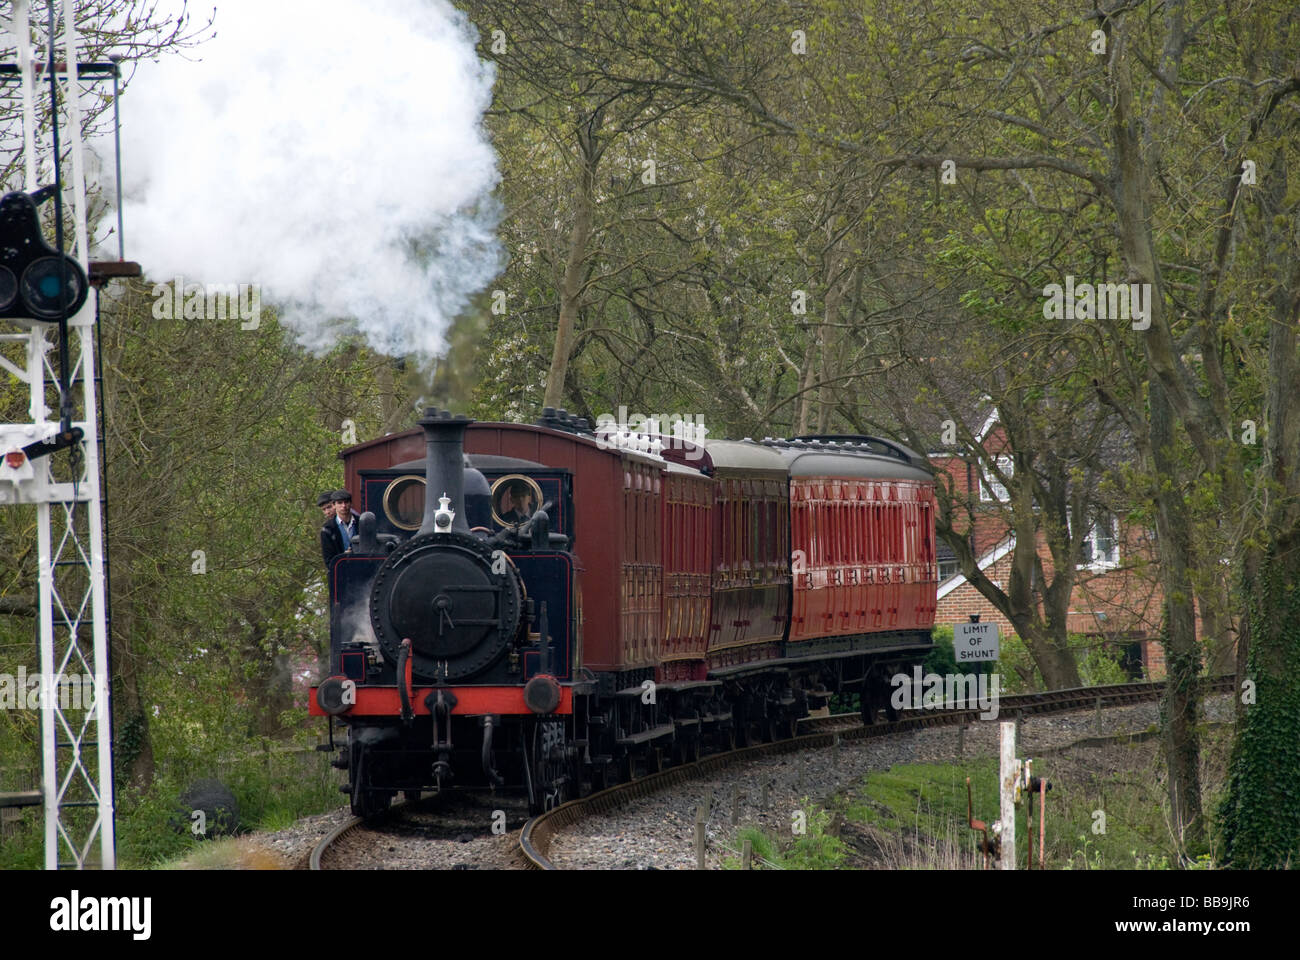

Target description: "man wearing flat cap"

left=320, top=489, right=359, bottom=565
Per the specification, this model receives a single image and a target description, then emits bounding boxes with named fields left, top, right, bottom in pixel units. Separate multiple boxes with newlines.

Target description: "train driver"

left=496, top=480, right=537, bottom=526
left=320, top=489, right=359, bottom=565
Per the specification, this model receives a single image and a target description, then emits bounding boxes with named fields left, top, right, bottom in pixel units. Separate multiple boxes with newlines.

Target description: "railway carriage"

left=311, top=409, right=938, bottom=816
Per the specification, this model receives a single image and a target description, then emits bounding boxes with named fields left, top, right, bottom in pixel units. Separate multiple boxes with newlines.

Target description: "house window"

left=1082, top=515, right=1120, bottom=569
left=938, top=557, right=961, bottom=582
left=980, top=455, right=1013, bottom=502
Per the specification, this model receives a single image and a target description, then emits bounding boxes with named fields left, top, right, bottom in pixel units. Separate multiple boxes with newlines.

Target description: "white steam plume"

left=113, top=1, right=502, bottom=358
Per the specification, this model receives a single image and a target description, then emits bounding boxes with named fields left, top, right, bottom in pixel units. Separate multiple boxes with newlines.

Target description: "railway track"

left=309, top=789, right=529, bottom=870
left=518, top=675, right=1236, bottom=869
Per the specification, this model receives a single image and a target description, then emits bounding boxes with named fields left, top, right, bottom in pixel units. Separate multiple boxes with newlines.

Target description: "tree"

left=475, top=0, right=1300, bottom=857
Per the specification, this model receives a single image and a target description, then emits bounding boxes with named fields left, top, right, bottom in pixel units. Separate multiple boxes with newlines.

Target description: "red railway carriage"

left=660, top=461, right=714, bottom=682
left=764, top=439, right=938, bottom=646
left=696, top=440, right=790, bottom=675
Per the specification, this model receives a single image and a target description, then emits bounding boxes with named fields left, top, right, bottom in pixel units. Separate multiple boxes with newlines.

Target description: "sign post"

left=1000, top=722, right=1018, bottom=870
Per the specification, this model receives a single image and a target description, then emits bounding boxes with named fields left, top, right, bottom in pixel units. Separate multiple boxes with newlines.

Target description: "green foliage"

left=847, top=760, right=999, bottom=836
left=782, top=805, right=848, bottom=870
left=2, top=0, right=1294, bottom=867
left=1074, top=638, right=1132, bottom=687
left=924, top=624, right=986, bottom=677
left=725, top=804, right=848, bottom=870
left=851, top=743, right=1228, bottom=870
left=0, top=807, right=41, bottom=870
left=1219, top=543, right=1300, bottom=868
left=1, top=279, right=415, bottom=862
left=114, top=781, right=200, bottom=868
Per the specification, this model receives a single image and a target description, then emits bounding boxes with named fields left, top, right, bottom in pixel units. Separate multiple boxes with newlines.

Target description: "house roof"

left=936, top=536, right=1016, bottom=600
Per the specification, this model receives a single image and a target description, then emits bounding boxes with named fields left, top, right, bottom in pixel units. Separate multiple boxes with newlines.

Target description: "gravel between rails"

left=545, top=693, right=1237, bottom=870
left=317, top=791, right=532, bottom=870
left=256, top=807, right=355, bottom=869
left=251, top=791, right=530, bottom=870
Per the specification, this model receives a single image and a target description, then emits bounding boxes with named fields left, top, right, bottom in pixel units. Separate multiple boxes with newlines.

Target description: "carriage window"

left=383, top=475, right=426, bottom=530
left=490, top=474, right=544, bottom=527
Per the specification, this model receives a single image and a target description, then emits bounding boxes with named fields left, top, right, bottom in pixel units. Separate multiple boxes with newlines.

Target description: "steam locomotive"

left=310, top=409, right=938, bottom=816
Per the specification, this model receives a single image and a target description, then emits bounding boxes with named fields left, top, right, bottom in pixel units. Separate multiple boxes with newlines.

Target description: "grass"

left=157, top=837, right=291, bottom=870
left=1, top=744, right=344, bottom=869
left=722, top=723, right=1235, bottom=870
left=0, top=807, right=42, bottom=870
left=839, top=759, right=1000, bottom=869
left=831, top=724, right=1234, bottom=869
left=722, top=800, right=850, bottom=869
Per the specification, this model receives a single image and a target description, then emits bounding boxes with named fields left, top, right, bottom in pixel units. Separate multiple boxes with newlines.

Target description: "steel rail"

left=308, top=814, right=363, bottom=870
left=308, top=798, right=414, bottom=871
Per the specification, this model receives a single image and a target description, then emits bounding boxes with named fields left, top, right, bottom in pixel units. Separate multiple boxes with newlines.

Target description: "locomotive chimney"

left=416, top=407, right=472, bottom=536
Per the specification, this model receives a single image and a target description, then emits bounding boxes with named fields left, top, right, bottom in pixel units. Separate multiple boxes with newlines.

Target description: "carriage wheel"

left=355, top=788, right=391, bottom=819
left=736, top=720, right=753, bottom=748
left=860, top=676, right=878, bottom=725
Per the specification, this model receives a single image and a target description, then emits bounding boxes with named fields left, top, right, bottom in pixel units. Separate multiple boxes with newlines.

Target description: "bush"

left=1074, top=637, right=1131, bottom=686
left=924, top=625, right=986, bottom=676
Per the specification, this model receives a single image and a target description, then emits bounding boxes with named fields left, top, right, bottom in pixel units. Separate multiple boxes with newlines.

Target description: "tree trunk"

left=815, top=251, right=845, bottom=434
left=543, top=115, right=600, bottom=412
left=1198, top=572, right=1236, bottom=676
left=1221, top=538, right=1300, bottom=867
left=794, top=341, right=818, bottom=434
left=1222, top=141, right=1300, bottom=867
left=1016, top=635, right=1082, bottom=691
left=1149, top=377, right=1203, bottom=851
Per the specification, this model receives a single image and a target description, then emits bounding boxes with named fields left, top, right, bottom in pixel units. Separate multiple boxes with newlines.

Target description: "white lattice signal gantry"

left=1, top=0, right=115, bottom=870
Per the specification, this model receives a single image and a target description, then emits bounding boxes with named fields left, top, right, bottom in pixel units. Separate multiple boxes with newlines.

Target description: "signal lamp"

left=19, top=256, right=86, bottom=320
left=0, top=190, right=90, bottom=323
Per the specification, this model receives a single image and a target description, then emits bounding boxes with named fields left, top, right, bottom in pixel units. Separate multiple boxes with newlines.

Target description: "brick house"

left=927, top=410, right=1171, bottom=680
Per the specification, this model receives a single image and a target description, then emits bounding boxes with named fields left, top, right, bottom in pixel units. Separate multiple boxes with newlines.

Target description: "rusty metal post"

left=1026, top=765, right=1034, bottom=870
left=1000, top=721, right=1017, bottom=871
left=695, top=805, right=707, bottom=869
left=1039, top=774, right=1047, bottom=869
left=730, top=786, right=740, bottom=827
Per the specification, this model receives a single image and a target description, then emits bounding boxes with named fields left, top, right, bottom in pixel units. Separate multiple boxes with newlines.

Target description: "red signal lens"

left=4, top=451, right=25, bottom=469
